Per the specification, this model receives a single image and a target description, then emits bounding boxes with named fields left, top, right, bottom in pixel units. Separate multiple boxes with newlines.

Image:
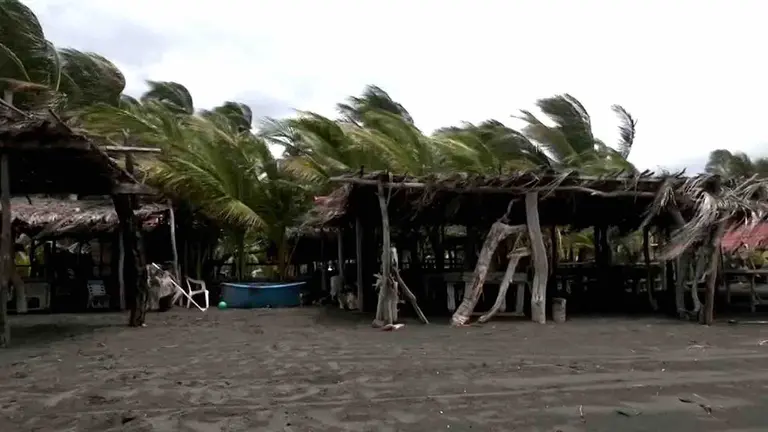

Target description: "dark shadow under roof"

left=0, top=105, right=150, bottom=196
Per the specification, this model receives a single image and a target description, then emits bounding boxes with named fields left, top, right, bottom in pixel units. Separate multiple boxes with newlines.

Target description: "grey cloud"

left=234, top=91, right=297, bottom=120
left=34, top=5, right=171, bottom=68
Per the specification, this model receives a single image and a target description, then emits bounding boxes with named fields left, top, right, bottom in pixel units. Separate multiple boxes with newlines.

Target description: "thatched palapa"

left=11, top=197, right=168, bottom=239
left=312, top=169, right=692, bottom=231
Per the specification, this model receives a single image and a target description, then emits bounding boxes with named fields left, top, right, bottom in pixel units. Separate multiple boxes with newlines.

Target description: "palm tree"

left=1, top=0, right=125, bottom=113
left=705, top=149, right=768, bottom=179
left=516, top=94, right=637, bottom=174
left=83, top=84, right=309, bottom=280
left=0, top=0, right=60, bottom=107
left=433, top=120, right=552, bottom=174
left=337, top=85, right=414, bottom=126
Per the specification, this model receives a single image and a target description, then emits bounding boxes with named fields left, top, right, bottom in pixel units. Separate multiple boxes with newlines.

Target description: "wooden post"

left=526, top=192, right=548, bottom=324
left=118, top=231, right=126, bottom=310
left=0, top=151, right=11, bottom=346
left=167, top=200, right=180, bottom=280
left=115, top=153, right=148, bottom=326
left=373, top=180, right=397, bottom=327
left=320, top=234, right=327, bottom=293
left=355, top=216, right=364, bottom=311
left=703, top=223, right=727, bottom=325
left=336, top=228, right=345, bottom=287
left=642, top=226, right=658, bottom=310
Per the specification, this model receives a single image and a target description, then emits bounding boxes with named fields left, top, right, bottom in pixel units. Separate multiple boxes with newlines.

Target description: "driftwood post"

left=373, top=180, right=397, bottom=327
left=703, top=223, right=727, bottom=325
left=336, top=228, right=345, bottom=288
left=526, top=192, right=548, bottom=324
left=642, top=227, right=658, bottom=310
left=118, top=232, right=126, bottom=310
left=0, top=150, right=10, bottom=346
left=167, top=200, right=180, bottom=280
left=451, top=222, right=522, bottom=326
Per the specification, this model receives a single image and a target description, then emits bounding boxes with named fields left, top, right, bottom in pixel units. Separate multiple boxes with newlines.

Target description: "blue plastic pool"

left=220, top=281, right=306, bottom=309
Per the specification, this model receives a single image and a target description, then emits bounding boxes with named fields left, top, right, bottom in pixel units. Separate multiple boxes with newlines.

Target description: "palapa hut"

left=0, top=103, right=155, bottom=346
left=8, top=197, right=172, bottom=313
left=311, top=169, right=767, bottom=327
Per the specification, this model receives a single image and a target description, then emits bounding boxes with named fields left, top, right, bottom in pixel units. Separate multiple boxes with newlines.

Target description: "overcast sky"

left=23, top=0, right=768, bottom=172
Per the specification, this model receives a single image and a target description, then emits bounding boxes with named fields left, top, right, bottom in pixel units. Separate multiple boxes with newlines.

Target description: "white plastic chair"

left=185, top=278, right=210, bottom=310
left=87, top=280, right=110, bottom=309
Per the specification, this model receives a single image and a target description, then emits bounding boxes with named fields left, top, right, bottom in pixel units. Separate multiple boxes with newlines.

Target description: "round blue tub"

left=220, top=281, right=306, bottom=309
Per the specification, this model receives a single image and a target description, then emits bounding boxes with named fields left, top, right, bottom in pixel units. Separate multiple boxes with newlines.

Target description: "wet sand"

left=2, top=308, right=768, bottom=431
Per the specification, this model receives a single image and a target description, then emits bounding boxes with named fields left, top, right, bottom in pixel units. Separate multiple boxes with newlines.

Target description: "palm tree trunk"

left=235, top=231, right=246, bottom=280
left=275, top=228, right=288, bottom=282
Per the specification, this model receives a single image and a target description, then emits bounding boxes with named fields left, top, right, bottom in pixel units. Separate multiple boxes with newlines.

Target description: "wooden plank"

left=0, top=140, right=91, bottom=150
left=112, top=182, right=157, bottom=195
left=102, top=146, right=162, bottom=153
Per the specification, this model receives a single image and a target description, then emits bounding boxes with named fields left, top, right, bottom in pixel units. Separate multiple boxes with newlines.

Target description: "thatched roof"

left=11, top=197, right=168, bottom=239
left=309, top=169, right=690, bottom=231
left=0, top=104, right=151, bottom=195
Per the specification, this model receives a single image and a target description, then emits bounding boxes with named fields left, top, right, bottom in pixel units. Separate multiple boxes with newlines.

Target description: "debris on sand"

left=380, top=323, right=405, bottom=331
left=615, top=408, right=642, bottom=417
left=678, top=396, right=713, bottom=415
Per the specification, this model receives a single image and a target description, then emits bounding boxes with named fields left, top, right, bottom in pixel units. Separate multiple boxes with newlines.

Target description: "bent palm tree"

left=705, top=149, right=768, bottom=179
left=516, top=94, right=637, bottom=174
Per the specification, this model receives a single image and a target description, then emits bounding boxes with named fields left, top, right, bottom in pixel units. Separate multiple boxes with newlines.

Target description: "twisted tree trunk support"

left=703, top=223, right=726, bottom=325
left=450, top=222, right=523, bottom=326
left=373, top=181, right=398, bottom=327
left=526, top=192, right=549, bottom=324
left=691, top=250, right=706, bottom=319
left=478, top=246, right=529, bottom=323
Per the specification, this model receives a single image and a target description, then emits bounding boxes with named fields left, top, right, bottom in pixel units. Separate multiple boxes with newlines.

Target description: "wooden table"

left=724, top=268, right=768, bottom=312
left=423, top=272, right=529, bottom=316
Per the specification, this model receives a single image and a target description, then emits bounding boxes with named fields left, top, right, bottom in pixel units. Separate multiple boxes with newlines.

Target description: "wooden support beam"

left=168, top=201, right=180, bottom=280
left=355, top=216, right=364, bottom=312
left=703, top=223, right=727, bottom=325
left=112, top=182, right=157, bottom=195
left=526, top=192, right=549, bottom=324
left=0, top=152, right=11, bottom=347
left=102, top=146, right=162, bottom=154
left=336, top=228, right=345, bottom=288
left=329, top=176, right=659, bottom=198
left=0, top=140, right=92, bottom=150
left=643, top=226, right=658, bottom=311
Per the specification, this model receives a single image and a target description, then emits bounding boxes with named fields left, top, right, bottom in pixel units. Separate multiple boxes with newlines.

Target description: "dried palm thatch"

left=11, top=197, right=168, bottom=239
left=309, top=168, right=689, bottom=230
left=644, top=174, right=768, bottom=259
left=302, top=185, right=353, bottom=228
